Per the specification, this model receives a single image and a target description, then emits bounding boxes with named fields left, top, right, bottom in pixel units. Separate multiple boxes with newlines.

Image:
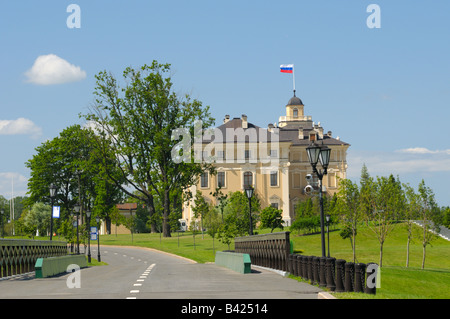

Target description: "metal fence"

left=234, top=231, right=378, bottom=295
left=288, top=254, right=378, bottom=294
left=235, top=231, right=291, bottom=272
left=0, top=239, right=68, bottom=278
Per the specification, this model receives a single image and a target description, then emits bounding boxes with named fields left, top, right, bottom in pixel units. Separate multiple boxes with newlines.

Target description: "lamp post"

left=326, top=214, right=331, bottom=257
left=49, top=183, right=57, bottom=241
left=306, top=143, right=331, bottom=258
left=0, top=209, right=3, bottom=238
left=73, top=204, right=80, bottom=254
left=96, top=216, right=101, bottom=262
left=86, top=210, right=91, bottom=263
left=244, top=186, right=254, bottom=236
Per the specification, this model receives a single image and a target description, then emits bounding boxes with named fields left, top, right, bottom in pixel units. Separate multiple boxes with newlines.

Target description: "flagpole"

left=292, top=65, right=296, bottom=96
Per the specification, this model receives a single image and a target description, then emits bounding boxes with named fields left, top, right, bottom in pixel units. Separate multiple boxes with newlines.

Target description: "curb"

left=318, top=292, right=337, bottom=299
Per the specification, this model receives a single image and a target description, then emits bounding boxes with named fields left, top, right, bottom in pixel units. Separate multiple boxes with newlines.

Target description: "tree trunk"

left=422, top=244, right=426, bottom=269
left=163, top=188, right=171, bottom=237
left=379, top=241, right=384, bottom=268
left=146, top=194, right=157, bottom=233
left=406, top=237, right=410, bottom=267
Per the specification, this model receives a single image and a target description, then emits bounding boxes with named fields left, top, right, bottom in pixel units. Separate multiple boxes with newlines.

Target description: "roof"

left=279, top=128, right=350, bottom=146
left=287, top=95, right=303, bottom=106
left=202, top=117, right=349, bottom=146
left=116, top=203, right=138, bottom=211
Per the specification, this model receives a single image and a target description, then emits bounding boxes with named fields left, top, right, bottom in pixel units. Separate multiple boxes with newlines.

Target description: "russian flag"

left=280, top=64, right=294, bottom=73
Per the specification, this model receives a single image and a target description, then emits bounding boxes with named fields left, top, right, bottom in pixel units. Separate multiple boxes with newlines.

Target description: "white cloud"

left=25, top=54, right=86, bottom=85
left=397, top=147, right=450, bottom=155
left=0, top=118, right=42, bottom=138
left=347, top=147, right=450, bottom=178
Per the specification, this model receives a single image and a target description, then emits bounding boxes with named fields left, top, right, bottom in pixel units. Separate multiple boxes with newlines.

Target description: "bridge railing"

left=0, top=239, right=68, bottom=278
left=234, top=231, right=291, bottom=272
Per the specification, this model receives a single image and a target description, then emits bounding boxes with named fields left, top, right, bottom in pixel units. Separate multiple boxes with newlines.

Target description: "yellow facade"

left=182, top=95, right=349, bottom=227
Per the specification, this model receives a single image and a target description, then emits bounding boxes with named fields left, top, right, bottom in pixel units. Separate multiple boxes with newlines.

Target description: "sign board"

left=90, top=226, right=97, bottom=241
left=52, top=206, right=60, bottom=218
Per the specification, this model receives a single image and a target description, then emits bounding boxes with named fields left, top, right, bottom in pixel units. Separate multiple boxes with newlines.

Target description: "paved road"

left=0, top=245, right=322, bottom=300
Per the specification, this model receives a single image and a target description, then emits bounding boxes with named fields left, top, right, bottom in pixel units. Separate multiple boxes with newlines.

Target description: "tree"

left=403, top=183, right=420, bottom=267
left=83, top=61, right=214, bottom=237
left=22, top=202, right=51, bottom=238
left=25, top=125, right=123, bottom=237
left=364, top=175, right=405, bottom=267
left=335, top=178, right=360, bottom=263
left=192, top=191, right=211, bottom=239
left=225, top=191, right=260, bottom=236
left=417, top=180, right=440, bottom=269
left=260, top=206, right=284, bottom=233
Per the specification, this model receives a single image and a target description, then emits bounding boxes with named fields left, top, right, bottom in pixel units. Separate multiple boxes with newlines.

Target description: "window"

left=271, top=203, right=279, bottom=209
left=217, top=150, right=225, bottom=161
left=270, top=149, right=277, bottom=158
left=245, top=150, right=251, bottom=160
left=293, top=108, right=298, bottom=118
left=243, top=171, right=253, bottom=188
left=217, top=172, right=226, bottom=188
left=270, top=171, right=278, bottom=187
left=293, top=173, right=300, bottom=189
left=201, top=172, right=209, bottom=188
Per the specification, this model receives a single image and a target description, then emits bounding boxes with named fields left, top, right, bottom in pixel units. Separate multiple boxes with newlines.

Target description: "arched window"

left=243, top=171, right=253, bottom=188
left=293, top=108, right=298, bottom=118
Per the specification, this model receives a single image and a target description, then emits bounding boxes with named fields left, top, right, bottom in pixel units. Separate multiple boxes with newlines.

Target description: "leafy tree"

left=192, top=191, right=210, bottom=239
left=217, top=222, right=237, bottom=250
left=83, top=61, right=214, bottom=237
left=364, top=175, right=405, bottom=267
left=260, top=206, right=284, bottom=233
left=403, top=183, right=421, bottom=267
left=225, top=191, right=260, bottom=236
left=417, top=179, right=441, bottom=269
left=335, top=178, right=360, bottom=263
left=22, top=202, right=51, bottom=238
left=25, top=125, right=123, bottom=237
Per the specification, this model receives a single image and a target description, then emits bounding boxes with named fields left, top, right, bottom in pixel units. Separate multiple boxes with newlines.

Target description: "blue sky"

left=1, top=1, right=449, bottom=206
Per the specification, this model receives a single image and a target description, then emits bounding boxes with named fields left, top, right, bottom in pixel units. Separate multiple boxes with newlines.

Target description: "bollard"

left=306, top=256, right=313, bottom=281
left=319, top=257, right=327, bottom=287
left=290, top=254, right=296, bottom=276
left=354, top=263, right=366, bottom=293
left=365, top=262, right=378, bottom=295
left=326, top=257, right=336, bottom=291
left=297, top=255, right=302, bottom=278
left=301, top=256, right=307, bottom=280
left=335, top=259, right=346, bottom=293
left=344, top=262, right=354, bottom=292
left=312, top=257, right=319, bottom=285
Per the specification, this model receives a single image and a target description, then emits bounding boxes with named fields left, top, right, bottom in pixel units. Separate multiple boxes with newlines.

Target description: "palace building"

left=181, top=93, right=350, bottom=227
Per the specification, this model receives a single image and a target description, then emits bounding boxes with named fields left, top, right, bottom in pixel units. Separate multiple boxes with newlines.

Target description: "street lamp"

left=49, top=183, right=57, bottom=241
left=1, top=209, right=4, bottom=238
left=244, top=186, right=254, bottom=236
left=326, top=214, right=331, bottom=257
left=96, top=215, right=101, bottom=262
left=86, top=210, right=91, bottom=263
left=73, top=204, right=80, bottom=254
left=306, top=143, right=331, bottom=258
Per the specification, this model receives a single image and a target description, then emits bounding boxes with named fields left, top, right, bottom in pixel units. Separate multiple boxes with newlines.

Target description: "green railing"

left=0, top=239, right=68, bottom=278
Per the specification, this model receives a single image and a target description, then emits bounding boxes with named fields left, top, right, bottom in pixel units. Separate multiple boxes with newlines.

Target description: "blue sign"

left=90, top=226, right=97, bottom=240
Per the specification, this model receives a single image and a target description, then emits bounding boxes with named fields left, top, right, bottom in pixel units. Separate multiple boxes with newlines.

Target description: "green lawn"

left=289, top=223, right=450, bottom=299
